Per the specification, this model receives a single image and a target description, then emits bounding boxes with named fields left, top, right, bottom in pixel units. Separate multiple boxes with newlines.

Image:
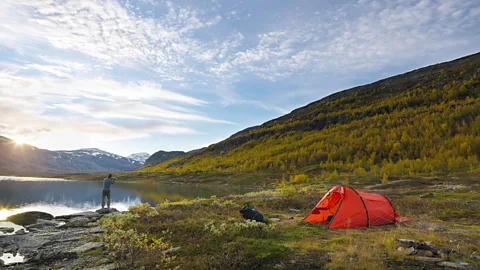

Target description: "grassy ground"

left=82, top=174, right=480, bottom=269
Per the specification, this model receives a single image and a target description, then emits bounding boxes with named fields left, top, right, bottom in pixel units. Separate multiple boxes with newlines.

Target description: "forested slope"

left=144, top=53, right=480, bottom=177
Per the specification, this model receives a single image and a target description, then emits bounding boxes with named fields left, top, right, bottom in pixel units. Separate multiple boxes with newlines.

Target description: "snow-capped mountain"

left=127, top=152, right=150, bottom=164
left=0, top=135, right=143, bottom=175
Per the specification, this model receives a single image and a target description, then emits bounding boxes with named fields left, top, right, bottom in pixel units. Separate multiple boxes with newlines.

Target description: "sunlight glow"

left=0, top=208, right=13, bottom=221
left=14, top=137, right=26, bottom=145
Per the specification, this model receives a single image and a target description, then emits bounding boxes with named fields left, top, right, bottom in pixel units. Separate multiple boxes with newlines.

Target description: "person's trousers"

left=102, top=190, right=111, bottom=208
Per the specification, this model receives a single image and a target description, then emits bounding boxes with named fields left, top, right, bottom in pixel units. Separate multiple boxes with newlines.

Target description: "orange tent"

left=304, top=186, right=409, bottom=229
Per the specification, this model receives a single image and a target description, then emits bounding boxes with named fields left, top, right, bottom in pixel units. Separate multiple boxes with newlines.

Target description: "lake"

left=0, top=176, right=248, bottom=222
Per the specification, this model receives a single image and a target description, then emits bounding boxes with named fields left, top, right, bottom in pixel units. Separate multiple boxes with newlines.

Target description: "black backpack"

left=239, top=204, right=267, bottom=223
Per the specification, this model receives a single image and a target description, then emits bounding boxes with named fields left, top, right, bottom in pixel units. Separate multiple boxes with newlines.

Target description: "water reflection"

left=0, top=176, right=247, bottom=221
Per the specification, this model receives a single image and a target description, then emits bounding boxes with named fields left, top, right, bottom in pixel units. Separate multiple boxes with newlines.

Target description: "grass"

left=91, top=173, right=480, bottom=269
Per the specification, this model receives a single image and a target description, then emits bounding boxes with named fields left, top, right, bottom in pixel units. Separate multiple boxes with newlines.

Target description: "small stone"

left=437, top=261, right=470, bottom=269
left=398, top=246, right=415, bottom=255
left=289, top=208, right=301, bottom=212
left=162, top=247, right=181, bottom=254
left=270, top=218, right=282, bottom=222
left=15, top=229, right=27, bottom=235
left=397, top=239, right=417, bottom=247
left=0, top=227, right=14, bottom=233
left=84, top=263, right=117, bottom=270
left=420, top=193, right=434, bottom=199
left=418, top=221, right=429, bottom=229
left=414, top=256, right=442, bottom=262
left=288, top=216, right=294, bottom=220
left=432, top=225, right=446, bottom=232
left=70, top=242, right=104, bottom=253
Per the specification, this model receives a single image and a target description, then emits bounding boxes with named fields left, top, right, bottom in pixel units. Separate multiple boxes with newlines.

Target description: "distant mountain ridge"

left=0, top=136, right=143, bottom=176
left=127, top=153, right=150, bottom=164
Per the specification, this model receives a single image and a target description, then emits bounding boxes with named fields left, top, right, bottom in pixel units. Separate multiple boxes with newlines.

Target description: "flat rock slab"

left=26, top=219, right=63, bottom=231
left=56, top=211, right=101, bottom=220
left=95, top=208, right=119, bottom=215
left=71, top=242, right=104, bottom=253
left=414, top=256, right=442, bottom=262
left=438, top=261, right=470, bottom=268
left=85, top=263, right=117, bottom=270
left=62, top=217, right=91, bottom=228
left=7, top=211, right=54, bottom=226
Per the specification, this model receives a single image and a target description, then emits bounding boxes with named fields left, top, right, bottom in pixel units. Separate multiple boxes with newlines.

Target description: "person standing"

left=102, top=174, right=116, bottom=209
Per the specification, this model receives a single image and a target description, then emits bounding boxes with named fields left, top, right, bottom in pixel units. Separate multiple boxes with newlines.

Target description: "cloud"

left=212, top=0, right=480, bottom=80
left=0, top=71, right=231, bottom=150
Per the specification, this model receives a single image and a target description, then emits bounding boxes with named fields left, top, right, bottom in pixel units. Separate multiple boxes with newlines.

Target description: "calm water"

left=0, top=176, right=247, bottom=221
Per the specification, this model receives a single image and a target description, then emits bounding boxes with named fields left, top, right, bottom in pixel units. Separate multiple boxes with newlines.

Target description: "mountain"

left=144, top=150, right=186, bottom=166
left=127, top=153, right=150, bottom=164
left=0, top=136, right=142, bottom=175
left=144, top=52, right=480, bottom=176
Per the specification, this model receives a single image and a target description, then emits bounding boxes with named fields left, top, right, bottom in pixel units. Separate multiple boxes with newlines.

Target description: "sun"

left=14, top=137, right=26, bottom=146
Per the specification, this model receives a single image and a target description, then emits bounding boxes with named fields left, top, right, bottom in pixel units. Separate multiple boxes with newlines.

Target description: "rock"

left=418, top=221, right=446, bottom=232
left=270, top=218, right=282, bottom=222
left=85, top=263, right=117, bottom=270
left=0, top=227, right=14, bottom=233
left=289, top=208, right=301, bottom=212
left=288, top=216, right=294, bottom=220
left=95, top=208, right=119, bottom=215
left=414, top=256, right=442, bottom=262
left=62, top=217, right=91, bottom=228
left=406, top=247, right=416, bottom=255
left=88, top=226, right=106, bottom=234
left=397, top=246, right=416, bottom=255
left=56, top=211, right=101, bottom=220
left=437, top=261, right=470, bottom=268
left=6, top=211, right=54, bottom=226
left=418, top=222, right=429, bottom=229
left=15, top=229, right=26, bottom=235
left=431, top=225, right=446, bottom=232
left=440, top=185, right=471, bottom=191
left=420, top=193, right=434, bottom=199
left=397, top=239, right=417, bottom=247
left=162, top=247, right=181, bottom=255
left=26, top=219, right=63, bottom=231
left=70, top=242, right=104, bottom=253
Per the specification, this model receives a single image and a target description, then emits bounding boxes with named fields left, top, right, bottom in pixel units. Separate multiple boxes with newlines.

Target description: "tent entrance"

left=304, top=192, right=342, bottom=224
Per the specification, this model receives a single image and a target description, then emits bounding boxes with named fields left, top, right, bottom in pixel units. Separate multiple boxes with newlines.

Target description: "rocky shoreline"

left=0, top=209, right=119, bottom=270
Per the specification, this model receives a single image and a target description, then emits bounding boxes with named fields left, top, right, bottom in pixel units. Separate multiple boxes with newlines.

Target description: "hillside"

left=145, top=52, right=480, bottom=177
left=0, top=136, right=142, bottom=175
left=144, top=150, right=186, bottom=166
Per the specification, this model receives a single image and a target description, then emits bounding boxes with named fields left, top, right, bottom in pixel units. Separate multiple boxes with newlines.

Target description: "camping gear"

left=304, top=186, right=409, bottom=229
left=240, top=204, right=267, bottom=223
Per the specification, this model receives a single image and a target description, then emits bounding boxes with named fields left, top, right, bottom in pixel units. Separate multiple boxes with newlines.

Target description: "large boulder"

left=61, top=217, right=91, bottom=228
left=7, top=211, right=54, bottom=226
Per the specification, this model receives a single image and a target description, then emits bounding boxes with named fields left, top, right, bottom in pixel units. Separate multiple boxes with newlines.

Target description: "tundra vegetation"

left=86, top=174, right=480, bottom=269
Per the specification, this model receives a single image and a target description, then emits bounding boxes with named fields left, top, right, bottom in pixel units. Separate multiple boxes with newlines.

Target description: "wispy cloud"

left=0, top=0, right=478, bottom=153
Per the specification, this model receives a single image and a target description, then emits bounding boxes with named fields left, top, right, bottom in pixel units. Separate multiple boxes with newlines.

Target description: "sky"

left=0, top=0, right=479, bottom=157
